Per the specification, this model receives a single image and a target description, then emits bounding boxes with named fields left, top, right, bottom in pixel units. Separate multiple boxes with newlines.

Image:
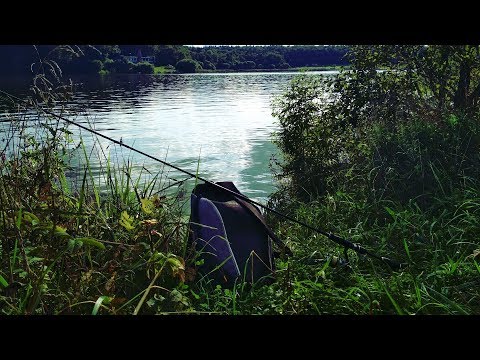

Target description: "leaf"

left=151, top=252, right=167, bottom=264
left=76, top=237, right=105, bottom=250
left=0, top=274, right=8, bottom=288
left=146, top=298, right=156, bottom=308
left=92, top=295, right=112, bottom=315
left=448, top=114, right=458, bottom=126
left=23, top=211, right=39, bottom=225
left=167, top=256, right=185, bottom=282
left=67, top=239, right=76, bottom=252
left=195, top=259, right=204, bottom=266
left=473, top=260, right=480, bottom=274
left=190, top=289, right=200, bottom=300
left=15, top=208, right=22, bottom=230
left=119, top=211, right=135, bottom=231
left=170, top=289, right=184, bottom=303
left=154, top=294, right=166, bottom=302
left=385, top=206, right=396, bottom=219
left=142, top=219, right=158, bottom=227
left=169, top=289, right=189, bottom=307
left=54, top=225, right=71, bottom=239
left=403, top=238, right=411, bottom=262
left=141, top=198, right=155, bottom=215
left=383, top=286, right=404, bottom=315
left=167, top=256, right=185, bottom=272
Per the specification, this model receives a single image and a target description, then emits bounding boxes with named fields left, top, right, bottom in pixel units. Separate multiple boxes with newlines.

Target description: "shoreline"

left=154, top=65, right=349, bottom=75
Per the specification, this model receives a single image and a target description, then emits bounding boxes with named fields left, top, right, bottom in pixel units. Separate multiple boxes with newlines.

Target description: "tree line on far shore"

left=0, top=45, right=349, bottom=76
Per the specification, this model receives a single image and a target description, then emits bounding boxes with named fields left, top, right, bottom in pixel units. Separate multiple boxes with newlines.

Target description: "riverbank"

left=154, top=65, right=348, bottom=75
left=198, top=65, right=348, bottom=73
left=3, top=94, right=479, bottom=315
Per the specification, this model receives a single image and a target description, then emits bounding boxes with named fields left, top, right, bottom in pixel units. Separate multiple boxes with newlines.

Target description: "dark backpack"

left=188, top=181, right=290, bottom=287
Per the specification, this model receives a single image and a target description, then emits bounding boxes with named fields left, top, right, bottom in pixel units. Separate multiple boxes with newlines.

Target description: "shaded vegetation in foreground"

left=1, top=45, right=480, bottom=314
left=263, top=45, right=480, bottom=314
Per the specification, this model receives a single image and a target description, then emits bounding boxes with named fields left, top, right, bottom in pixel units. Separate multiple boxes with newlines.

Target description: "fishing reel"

left=304, top=248, right=351, bottom=268
left=329, top=255, right=349, bottom=268
left=329, top=247, right=352, bottom=268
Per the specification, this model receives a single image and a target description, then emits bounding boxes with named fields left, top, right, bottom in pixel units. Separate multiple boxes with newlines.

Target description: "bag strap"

left=233, top=195, right=293, bottom=256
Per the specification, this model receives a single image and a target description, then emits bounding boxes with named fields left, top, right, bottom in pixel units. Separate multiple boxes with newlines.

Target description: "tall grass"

left=0, top=75, right=200, bottom=314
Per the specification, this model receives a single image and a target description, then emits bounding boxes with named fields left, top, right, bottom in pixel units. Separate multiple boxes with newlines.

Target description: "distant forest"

left=0, top=45, right=349, bottom=76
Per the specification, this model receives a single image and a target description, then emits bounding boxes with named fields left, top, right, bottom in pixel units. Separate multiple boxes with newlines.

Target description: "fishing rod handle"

left=327, top=232, right=367, bottom=255
left=330, top=232, right=403, bottom=270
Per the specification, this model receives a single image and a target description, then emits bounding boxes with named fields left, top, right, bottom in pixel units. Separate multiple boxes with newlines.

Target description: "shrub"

left=109, top=57, right=130, bottom=73
left=102, top=58, right=114, bottom=73
left=202, top=60, right=216, bottom=70
left=175, top=58, right=202, bottom=73
left=132, top=61, right=155, bottom=74
left=272, top=45, right=480, bottom=204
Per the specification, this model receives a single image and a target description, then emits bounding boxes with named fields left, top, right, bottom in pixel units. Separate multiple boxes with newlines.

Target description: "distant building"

left=124, top=49, right=155, bottom=64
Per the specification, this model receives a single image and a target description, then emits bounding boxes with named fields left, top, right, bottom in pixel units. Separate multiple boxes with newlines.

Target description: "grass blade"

left=92, top=296, right=112, bottom=315
left=76, top=237, right=106, bottom=250
left=383, top=285, right=405, bottom=315
left=403, top=238, right=411, bottom=262
left=0, top=274, right=8, bottom=288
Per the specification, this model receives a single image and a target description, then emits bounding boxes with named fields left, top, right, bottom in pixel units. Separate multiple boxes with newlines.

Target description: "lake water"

left=1, top=71, right=333, bottom=202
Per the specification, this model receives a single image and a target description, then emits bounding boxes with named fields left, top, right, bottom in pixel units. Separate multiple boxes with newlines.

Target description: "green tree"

left=175, top=58, right=202, bottom=73
left=272, top=45, right=480, bottom=204
left=202, top=60, right=216, bottom=70
left=155, top=45, right=190, bottom=66
left=133, top=61, right=155, bottom=74
left=272, top=75, right=340, bottom=200
left=109, top=57, right=131, bottom=73
left=95, top=45, right=121, bottom=59
left=263, top=51, right=287, bottom=69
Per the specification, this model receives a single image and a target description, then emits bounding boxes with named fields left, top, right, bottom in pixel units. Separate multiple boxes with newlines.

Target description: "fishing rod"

left=1, top=90, right=403, bottom=270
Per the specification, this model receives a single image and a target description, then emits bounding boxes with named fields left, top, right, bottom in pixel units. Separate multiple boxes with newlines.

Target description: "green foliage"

left=90, top=59, right=103, bottom=73
left=255, top=45, right=480, bottom=314
left=104, top=57, right=130, bottom=74
left=0, top=274, right=8, bottom=288
left=0, top=118, right=191, bottom=314
left=272, top=75, right=344, bottom=201
left=262, top=51, right=287, bottom=69
left=201, top=60, right=216, bottom=70
left=175, top=58, right=202, bottom=73
left=0, top=55, right=191, bottom=314
left=153, top=45, right=189, bottom=66
left=131, top=61, right=155, bottom=74
left=154, top=65, right=175, bottom=74
left=272, top=45, right=480, bottom=203
left=92, top=295, right=112, bottom=315
left=188, top=45, right=348, bottom=71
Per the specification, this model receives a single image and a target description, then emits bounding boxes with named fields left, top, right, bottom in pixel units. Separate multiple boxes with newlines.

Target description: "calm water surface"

left=1, top=72, right=334, bottom=202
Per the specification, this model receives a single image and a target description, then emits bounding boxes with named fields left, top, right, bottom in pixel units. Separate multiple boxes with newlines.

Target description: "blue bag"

left=188, top=181, right=290, bottom=287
